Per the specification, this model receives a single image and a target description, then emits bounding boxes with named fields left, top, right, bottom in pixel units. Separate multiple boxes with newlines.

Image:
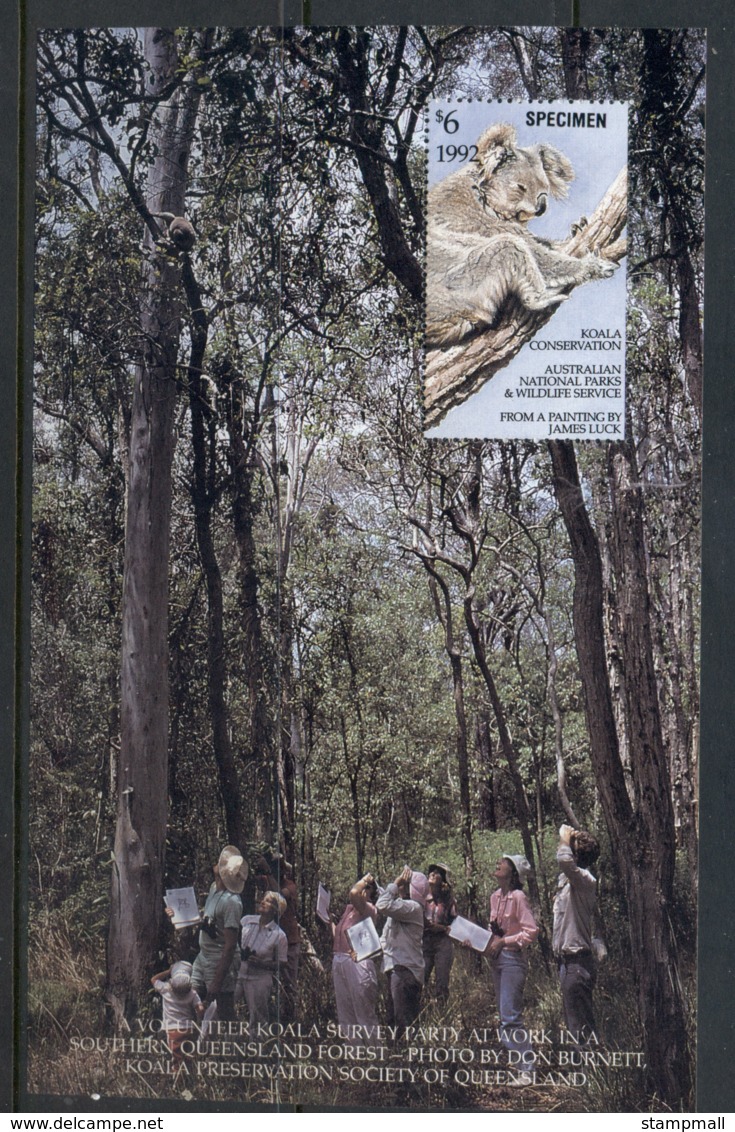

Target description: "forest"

left=29, top=25, right=703, bottom=1113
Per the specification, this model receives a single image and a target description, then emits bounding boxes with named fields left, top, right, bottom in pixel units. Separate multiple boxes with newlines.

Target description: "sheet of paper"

left=316, top=882, right=331, bottom=924
left=164, top=886, right=200, bottom=928
left=200, top=1000, right=217, bottom=1036
left=346, top=916, right=382, bottom=961
left=448, top=915, right=491, bottom=953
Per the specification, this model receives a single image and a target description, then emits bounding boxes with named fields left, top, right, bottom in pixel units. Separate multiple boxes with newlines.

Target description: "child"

left=150, top=961, right=204, bottom=1064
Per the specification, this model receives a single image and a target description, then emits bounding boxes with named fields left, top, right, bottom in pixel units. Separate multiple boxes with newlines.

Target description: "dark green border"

left=6, top=0, right=734, bottom=1114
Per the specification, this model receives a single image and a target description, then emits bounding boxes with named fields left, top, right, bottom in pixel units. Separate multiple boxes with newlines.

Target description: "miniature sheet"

left=25, top=22, right=706, bottom=1116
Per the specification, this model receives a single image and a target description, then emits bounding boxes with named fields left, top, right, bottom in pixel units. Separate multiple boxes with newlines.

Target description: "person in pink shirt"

left=332, top=874, right=380, bottom=1036
left=485, top=854, right=538, bottom=1074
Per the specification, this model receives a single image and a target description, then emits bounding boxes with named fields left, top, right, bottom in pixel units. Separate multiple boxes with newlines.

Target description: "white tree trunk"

left=107, top=28, right=208, bottom=1024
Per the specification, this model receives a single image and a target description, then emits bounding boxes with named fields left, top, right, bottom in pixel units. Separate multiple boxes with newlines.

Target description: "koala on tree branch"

left=426, top=123, right=616, bottom=347
left=152, top=212, right=197, bottom=252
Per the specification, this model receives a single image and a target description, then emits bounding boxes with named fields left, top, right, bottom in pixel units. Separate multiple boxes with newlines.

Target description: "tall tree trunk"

left=545, top=606, right=579, bottom=828
left=277, top=593, right=298, bottom=863
left=475, top=711, right=497, bottom=831
left=587, top=462, right=632, bottom=775
left=463, top=598, right=541, bottom=908
left=107, top=28, right=209, bottom=1023
left=425, top=570, right=477, bottom=919
left=506, top=29, right=541, bottom=99
left=225, top=390, right=274, bottom=843
left=339, top=712, right=365, bottom=877
left=333, top=28, right=423, bottom=301
left=271, top=396, right=317, bottom=864
left=548, top=439, right=691, bottom=1105
left=606, top=439, right=691, bottom=1097
left=559, top=28, right=591, bottom=99
left=640, top=30, right=704, bottom=415
left=185, top=262, right=245, bottom=848
left=651, top=520, right=698, bottom=879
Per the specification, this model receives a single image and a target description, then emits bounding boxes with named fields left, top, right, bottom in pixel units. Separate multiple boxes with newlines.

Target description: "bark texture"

left=184, top=263, right=245, bottom=849
left=108, top=28, right=209, bottom=1023
left=549, top=439, right=691, bottom=1105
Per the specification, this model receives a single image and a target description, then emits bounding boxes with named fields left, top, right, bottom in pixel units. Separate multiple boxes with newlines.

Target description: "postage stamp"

left=424, top=101, right=629, bottom=439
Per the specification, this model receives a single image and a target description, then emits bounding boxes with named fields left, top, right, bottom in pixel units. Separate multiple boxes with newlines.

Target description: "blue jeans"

left=491, top=950, right=533, bottom=1065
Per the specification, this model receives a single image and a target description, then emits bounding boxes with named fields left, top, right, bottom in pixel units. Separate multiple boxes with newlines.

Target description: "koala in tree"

left=426, top=123, right=616, bottom=347
left=152, top=212, right=197, bottom=252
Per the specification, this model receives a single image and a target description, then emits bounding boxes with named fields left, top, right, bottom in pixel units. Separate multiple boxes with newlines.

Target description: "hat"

left=427, top=862, right=451, bottom=883
left=218, top=845, right=249, bottom=894
left=170, top=970, right=192, bottom=993
left=171, top=961, right=192, bottom=978
left=502, top=853, right=532, bottom=879
left=409, top=871, right=430, bottom=906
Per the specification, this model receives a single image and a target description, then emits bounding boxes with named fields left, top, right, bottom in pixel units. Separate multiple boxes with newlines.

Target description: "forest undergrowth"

left=25, top=899, right=695, bottom=1113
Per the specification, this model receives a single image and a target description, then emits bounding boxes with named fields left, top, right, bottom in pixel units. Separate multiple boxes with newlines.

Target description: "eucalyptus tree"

left=542, top=26, right=702, bottom=1102
left=37, top=26, right=216, bottom=1019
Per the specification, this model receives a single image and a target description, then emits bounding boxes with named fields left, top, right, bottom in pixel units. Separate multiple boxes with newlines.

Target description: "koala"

left=168, top=215, right=197, bottom=251
left=426, top=123, right=616, bottom=347
left=151, top=212, right=197, bottom=252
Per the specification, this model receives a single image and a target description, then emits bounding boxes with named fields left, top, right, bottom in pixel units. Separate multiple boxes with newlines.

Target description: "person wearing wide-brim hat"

left=191, top=845, right=249, bottom=1022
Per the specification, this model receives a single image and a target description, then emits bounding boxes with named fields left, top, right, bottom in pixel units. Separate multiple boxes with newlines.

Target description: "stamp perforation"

left=423, top=98, right=629, bottom=439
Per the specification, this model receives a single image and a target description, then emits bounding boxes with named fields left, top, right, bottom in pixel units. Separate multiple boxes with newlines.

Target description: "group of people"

left=326, top=863, right=460, bottom=1035
left=327, top=857, right=538, bottom=1050
left=154, top=824, right=601, bottom=1068
left=158, top=846, right=299, bottom=1039
left=327, top=823, right=602, bottom=1056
